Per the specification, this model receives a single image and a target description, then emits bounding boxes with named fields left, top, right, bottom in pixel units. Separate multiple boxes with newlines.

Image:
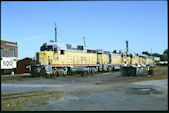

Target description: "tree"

left=161, top=49, right=168, bottom=61
left=163, top=49, right=168, bottom=56
left=152, top=53, right=161, bottom=57
left=142, top=51, right=151, bottom=56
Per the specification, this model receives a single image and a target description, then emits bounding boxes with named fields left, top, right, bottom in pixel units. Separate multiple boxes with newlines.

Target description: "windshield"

left=40, top=44, right=54, bottom=51
left=40, top=44, right=58, bottom=52
left=47, top=46, right=53, bottom=51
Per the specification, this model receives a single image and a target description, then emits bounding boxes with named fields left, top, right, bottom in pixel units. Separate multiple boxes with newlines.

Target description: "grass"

left=135, top=65, right=168, bottom=81
left=152, top=65, right=168, bottom=72
left=120, top=66, right=168, bottom=82
left=1, top=75, right=46, bottom=83
left=1, top=91, right=63, bottom=111
left=137, top=73, right=168, bottom=81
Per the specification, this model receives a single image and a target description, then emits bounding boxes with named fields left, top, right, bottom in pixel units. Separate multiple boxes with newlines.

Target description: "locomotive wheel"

left=31, top=67, right=39, bottom=77
left=31, top=69, right=37, bottom=76
left=91, top=68, right=96, bottom=74
left=58, top=69, right=64, bottom=76
left=91, top=68, right=95, bottom=74
left=40, top=69, right=47, bottom=77
left=87, top=68, right=90, bottom=74
left=108, top=67, right=112, bottom=72
left=90, top=68, right=93, bottom=74
left=94, top=68, right=98, bottom=73
left=98, top=67, right=103, bottom=72
left=52, top=69, right=59, bottom=77
left=63, top=68, right=68, bottom=76
left=130, top=70, right=135, bottom=76
left=57, top=70, right=62, bottom=76
left=88, top=68, right=92, bottom=74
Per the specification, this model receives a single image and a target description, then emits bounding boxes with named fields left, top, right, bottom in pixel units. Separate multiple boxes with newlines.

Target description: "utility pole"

left=126, top=40, right=128, bottom=53
left=83, top=36, right=86, bottom=47
left=55, top=23, right=57, bottom=42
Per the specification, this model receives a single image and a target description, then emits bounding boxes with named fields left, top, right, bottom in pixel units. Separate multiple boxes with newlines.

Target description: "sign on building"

left=1, top=57, right=18, bottom=69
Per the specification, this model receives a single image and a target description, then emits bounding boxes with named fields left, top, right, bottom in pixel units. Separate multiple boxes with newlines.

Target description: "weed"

left=1, top=91, right=63, bottom=111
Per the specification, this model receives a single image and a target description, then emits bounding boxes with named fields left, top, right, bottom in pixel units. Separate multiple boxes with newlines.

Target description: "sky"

left=1, top=1, right=168, bottom=59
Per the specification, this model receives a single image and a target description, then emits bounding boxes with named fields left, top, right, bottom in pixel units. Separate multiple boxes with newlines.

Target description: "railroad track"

left=1, top=91, right=54, bottom=100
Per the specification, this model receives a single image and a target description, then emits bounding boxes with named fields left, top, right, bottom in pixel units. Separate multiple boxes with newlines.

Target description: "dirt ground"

left=1, top=66, right=168, bottom=111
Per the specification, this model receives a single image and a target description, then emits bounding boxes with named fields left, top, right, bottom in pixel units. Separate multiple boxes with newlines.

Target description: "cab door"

left=97, top=53, right=102, bottom=64
left=108, top=54, right=112, bottom=64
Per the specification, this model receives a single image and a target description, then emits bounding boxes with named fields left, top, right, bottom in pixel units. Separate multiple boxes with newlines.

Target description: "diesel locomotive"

left=30, top=40, right=155, bottom=77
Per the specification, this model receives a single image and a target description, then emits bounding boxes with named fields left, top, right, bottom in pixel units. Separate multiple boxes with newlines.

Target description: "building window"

left=9, top=49, right=15, bottom=57
left=1, top=48, right=3, bottom=57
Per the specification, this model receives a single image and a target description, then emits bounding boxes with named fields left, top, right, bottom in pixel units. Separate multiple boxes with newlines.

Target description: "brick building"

left=1, top=40, right=18, bottom=57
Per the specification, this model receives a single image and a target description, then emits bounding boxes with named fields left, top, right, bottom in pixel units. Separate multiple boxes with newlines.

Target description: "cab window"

left=61, top=50, right=64, bottom=55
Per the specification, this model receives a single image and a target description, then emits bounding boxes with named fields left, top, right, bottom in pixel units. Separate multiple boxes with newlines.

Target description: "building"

left=154, top=57, right=160, bottom=61
left=1, top=40, right=18, bottom=74
left=16, top=58, right=32, bottom=74
left=158, top=61, right=168, bottom=66
left=1, top=40, right=18, bottom=57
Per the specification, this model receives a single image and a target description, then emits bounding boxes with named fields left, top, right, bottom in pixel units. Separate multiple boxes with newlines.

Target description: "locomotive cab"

left=37, top=42, right=59, bottom=65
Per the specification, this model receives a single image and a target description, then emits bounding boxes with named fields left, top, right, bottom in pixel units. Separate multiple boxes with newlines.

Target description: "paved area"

left=1, top=72, right=168, bottom=111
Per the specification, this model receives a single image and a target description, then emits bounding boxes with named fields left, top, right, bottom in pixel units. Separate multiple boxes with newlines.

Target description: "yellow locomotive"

left=31, top=41, right=155, bottom=76
left=121, top=53, right=155, bottom=68
left=31, top=41, right=124, bottom=76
